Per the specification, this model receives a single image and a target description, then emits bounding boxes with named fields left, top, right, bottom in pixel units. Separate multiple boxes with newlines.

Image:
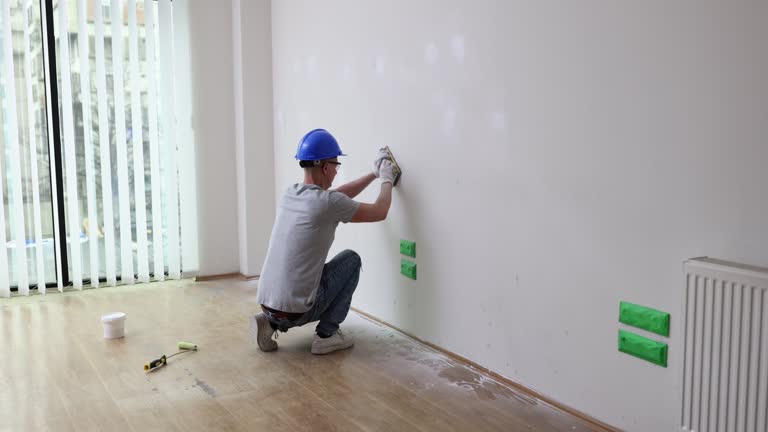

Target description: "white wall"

left=173, top=0, right=200, bottom=275
left=185, top=0, right=240, bottom=276
left=270, top=1, right=768, bottom=430
left=233, top=0, right=247, bottom=275
left=233, top=0, right=276, bottom=277
left=184, top=0, right=275, bottom=277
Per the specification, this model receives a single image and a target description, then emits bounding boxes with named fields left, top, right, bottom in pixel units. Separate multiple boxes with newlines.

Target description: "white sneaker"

left=311, top=329, right=354, bottom=355
left=250, top=313, right=277, bottom=352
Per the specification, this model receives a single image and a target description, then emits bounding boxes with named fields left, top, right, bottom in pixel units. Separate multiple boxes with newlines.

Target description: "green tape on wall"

left=619, top=301, right=670, bottom=337
left=400, top=240, right=416, bottom=258
left=401, top=259, right=417, bottom=280
left=618, top=330, right=668, bottom=367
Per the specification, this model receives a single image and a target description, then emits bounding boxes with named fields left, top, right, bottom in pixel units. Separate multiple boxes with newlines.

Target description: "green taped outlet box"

left=401, top=259, right=417, bottom=280
left=400, top=240, right=416, bottom=258
left=619, top=301, right=670, bottom=337
left=618, top=330, right=667, bottom=367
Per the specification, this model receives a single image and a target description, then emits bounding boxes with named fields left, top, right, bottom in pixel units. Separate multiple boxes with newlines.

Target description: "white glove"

left=372, top=148, right=390, bottom=178
left=379, top=159, right=397, bottom=185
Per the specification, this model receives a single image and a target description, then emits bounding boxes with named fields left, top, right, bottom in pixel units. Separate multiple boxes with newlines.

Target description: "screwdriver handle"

left=144, top=355, right=167, bottom=371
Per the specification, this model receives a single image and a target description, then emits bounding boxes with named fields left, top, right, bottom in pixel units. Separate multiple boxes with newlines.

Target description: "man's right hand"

left=379, top=159, right=397, bottom=185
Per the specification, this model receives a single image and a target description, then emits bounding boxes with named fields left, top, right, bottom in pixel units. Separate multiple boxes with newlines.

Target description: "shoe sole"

left=250, top=315, right=277, bottom=352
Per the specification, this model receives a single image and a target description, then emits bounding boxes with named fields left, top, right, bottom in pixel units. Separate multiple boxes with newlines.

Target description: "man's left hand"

left=372, top=148, right=391, bottom=178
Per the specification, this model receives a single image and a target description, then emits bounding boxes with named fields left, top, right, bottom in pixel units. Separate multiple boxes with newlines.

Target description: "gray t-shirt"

left=256, top=183, right=360, bottom=313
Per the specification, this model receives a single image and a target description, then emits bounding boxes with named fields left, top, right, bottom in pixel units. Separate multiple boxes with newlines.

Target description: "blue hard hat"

left=295, top=129, right=346, bottom=161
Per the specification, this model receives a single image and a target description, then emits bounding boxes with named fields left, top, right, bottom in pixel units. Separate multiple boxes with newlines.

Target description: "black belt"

left=262, top=305, right=303, bottom=321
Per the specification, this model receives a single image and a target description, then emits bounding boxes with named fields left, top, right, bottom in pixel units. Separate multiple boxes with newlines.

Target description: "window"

left=0, top=0, right=195, bottom=296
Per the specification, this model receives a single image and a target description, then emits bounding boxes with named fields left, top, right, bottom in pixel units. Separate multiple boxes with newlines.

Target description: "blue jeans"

left=265, top=249, right=361, bottom=336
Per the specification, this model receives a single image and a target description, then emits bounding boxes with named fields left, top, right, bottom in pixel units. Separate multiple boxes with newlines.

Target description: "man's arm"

left=350, top=183, right=392, bottom=223
left=334, top=173, right=376, bottom=199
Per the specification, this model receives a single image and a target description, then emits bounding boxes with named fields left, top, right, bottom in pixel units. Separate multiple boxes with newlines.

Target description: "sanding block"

left=383, top=146, right=402, bottom=186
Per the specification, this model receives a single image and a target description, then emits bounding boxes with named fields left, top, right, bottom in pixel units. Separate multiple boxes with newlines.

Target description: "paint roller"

left=144, top=341, right=198, bottom=372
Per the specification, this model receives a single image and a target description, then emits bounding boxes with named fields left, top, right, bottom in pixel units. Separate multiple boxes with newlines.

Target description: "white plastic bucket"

left=101, top=312, right=126, bottom=339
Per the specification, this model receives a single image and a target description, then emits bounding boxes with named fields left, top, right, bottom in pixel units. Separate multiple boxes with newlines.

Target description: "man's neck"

left=304, top=172, right=327, bottom=189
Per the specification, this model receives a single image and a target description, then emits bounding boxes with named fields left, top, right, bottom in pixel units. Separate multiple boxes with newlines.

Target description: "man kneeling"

left=251, top=129, right=398, bottom=354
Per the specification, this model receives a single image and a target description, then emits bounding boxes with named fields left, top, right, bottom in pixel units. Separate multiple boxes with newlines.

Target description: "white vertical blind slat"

left=77, top=0, right=99, bottom=288
left=23, top=0, right=46, bottom=293
left=95, top=0, right=116, bottom=286
left=0, top=0, right=11, bottom=297
left=144, top=0, right=164, bottom=281
left=3, top=0, right=29, bottom=294
left=58, top=0, right=83, bottom=289
left=111, top=0, right=135, bottom=285
left=158, top=0, right=180, bottom=279
left=128, top=0, right=149, bottom=282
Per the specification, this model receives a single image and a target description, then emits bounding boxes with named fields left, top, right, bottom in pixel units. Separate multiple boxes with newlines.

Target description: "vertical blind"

left=0, top=0, right=195, bottom=297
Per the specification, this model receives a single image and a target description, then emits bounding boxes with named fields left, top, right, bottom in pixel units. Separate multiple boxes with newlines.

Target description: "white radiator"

left=681, top=258, right=768, bottom=432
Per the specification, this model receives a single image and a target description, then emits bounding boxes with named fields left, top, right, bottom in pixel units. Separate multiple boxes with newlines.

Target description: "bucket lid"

left=101, top=312, right=126, bottom=323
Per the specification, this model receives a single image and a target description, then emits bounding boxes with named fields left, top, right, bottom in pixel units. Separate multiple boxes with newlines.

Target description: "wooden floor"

left=0, top=279, right=607, bottom=431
